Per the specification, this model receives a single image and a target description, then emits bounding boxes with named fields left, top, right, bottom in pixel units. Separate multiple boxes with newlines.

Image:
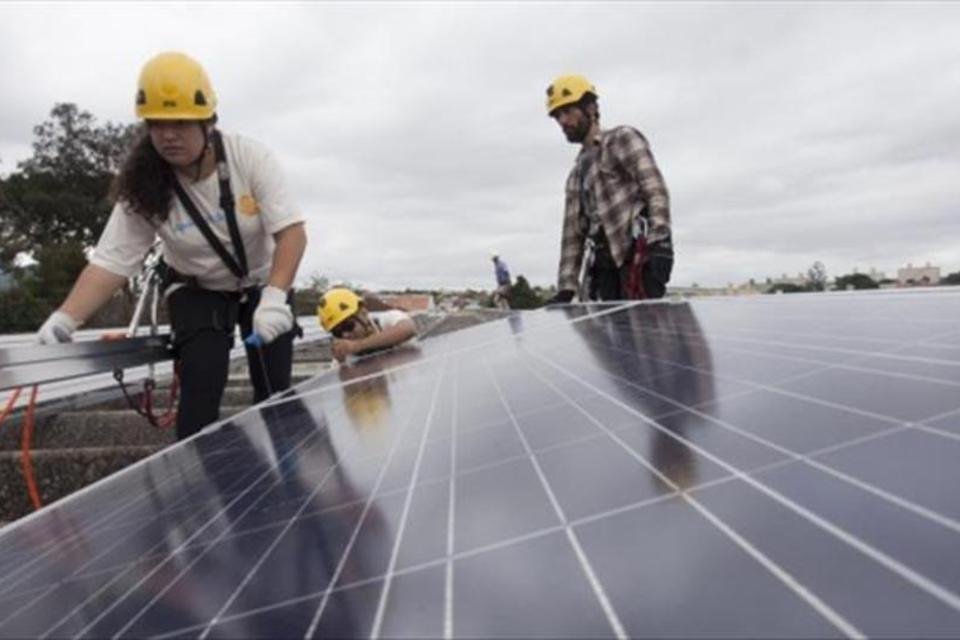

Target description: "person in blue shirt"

left=492, top=254, right=512, bottom=310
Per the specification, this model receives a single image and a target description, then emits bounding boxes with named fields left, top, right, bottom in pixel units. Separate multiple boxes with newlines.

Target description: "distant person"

left=318, top=288, right=417, bottom=363
left=491, top=253, right=512, bottom=310
left=543, top=75, right=673, bottom=304
left=35, top=51, right=307, bottom=440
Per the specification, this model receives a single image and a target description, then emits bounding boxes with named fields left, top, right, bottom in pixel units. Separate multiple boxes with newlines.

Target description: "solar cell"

left=0, top=290, right=958, bottom=638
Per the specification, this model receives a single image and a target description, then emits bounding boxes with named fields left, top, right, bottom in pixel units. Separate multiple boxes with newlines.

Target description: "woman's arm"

left=266, top=222, right=307, bottom=290
left=331, top=317, right=417, bottom=363
left=59, top=263, right=130, bottom=324
left=355, top=317, right=417, bottom=353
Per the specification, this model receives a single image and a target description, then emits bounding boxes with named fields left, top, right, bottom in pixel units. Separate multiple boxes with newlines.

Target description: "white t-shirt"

left=91, top=132, right=304, bottom=291
left=371, top=309, right=414, bottom=333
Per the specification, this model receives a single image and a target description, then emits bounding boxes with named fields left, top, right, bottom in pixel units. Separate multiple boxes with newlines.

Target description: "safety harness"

left=170, top=129, right=249, bottom=288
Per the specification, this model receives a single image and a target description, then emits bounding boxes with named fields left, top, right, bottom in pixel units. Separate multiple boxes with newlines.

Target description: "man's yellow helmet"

left=318, top=288, right=361, bottom=332
left=545, top=74, right=597, bottom=116
left=135, top=52, right=217, bottom=120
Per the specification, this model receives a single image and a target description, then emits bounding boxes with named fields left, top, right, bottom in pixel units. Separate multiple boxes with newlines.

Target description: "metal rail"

left=0, top=335, right=173, bottom=391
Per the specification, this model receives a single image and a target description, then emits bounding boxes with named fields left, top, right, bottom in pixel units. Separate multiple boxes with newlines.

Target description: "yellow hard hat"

left=318, top=288, right=361, bottom=332
left=545, top=74, right=597, bottom=115
left=135, top=52, right=217, bottom=120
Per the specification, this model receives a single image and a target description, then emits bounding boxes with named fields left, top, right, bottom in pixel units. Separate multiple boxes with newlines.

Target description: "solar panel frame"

left=0, top=290, right=958, bottom=637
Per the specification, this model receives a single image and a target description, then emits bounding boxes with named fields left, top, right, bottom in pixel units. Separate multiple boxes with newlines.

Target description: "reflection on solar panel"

left=0, top=290, right=958, bottom=638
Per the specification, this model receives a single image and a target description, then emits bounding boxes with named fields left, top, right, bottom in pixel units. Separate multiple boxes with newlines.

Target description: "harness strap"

left=171, top=129, right=248, bottom=283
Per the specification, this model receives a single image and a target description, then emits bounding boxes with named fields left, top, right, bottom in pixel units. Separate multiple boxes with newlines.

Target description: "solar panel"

left=0, top=290, right=958, bottom=638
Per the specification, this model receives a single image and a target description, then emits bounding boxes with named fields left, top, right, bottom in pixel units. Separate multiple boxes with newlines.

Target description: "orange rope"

left=0, top=388, right=23, bottom=427
left=156, top=370, right=179, bottom=429
left=20, top=385, right=42, bottom=510
left=140, top=366, right=180, bottom=430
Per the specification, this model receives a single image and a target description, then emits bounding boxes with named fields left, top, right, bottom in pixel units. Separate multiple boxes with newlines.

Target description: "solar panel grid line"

left=0, top=400, right=333, bottom=571
left=38, top=425, right=849, bottom=628
left=693, top=339, right=960, bottom=389
left=695, top=290, right=960, bottom=320
left=615, top=319, right=960, bottom=388
left=235, top=302, right=639, bottom=421
left=686, top=489, right=866, bottom=640
left=698, top=309, right=958, bottom=331
left=302, top=363, right=448, bottom=638
left=559, top=338, right=960, bottom=533
left=482, top=356, right=628, bottom=640
left=695, top=325, right=914, bottom=348
left=6, top=294, right=959, bottom=637
left=682, top=295, right=960, bottom=326
left=192, top=405, right=400, bottom=640
left=581, top=334, right=914, bottom=426
left=513, top=348, right=863, bottom=638
left=60, top=423, right=331, bottom=639
left=2, top=511, right=209, bottom=633
left=0, top=371, right=346, bottom=543
left=461, top=352, right=715, bottom=431
left=526, top=347, right=960, bottom=619
left=701, top=324, right=960, bottom=355
left=699, top=328, right=960, bottom=373
left=149, top=422, right=926, bottom=640
left=580, top=320, right=960, bottom=437
left=0, top=454, right=271, bottom=628
left=913, top=423, right=960, bottom=443
left=368, top=357, right=450, bottom=639
left=443, top=363, right=459, bottom=640
left=918, top=404, right=960, bottom=427
left=0, top=450, right=216, bottom=591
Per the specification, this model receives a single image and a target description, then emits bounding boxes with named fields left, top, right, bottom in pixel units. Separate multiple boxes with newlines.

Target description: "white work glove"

left=252, top=286, right=294, bottom=345
left=37, top=310, right=79, bottom=345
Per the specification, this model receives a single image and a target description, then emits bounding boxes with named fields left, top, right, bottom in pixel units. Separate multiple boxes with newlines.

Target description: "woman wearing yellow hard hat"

left=318, top=288, right=417, bottom=363
left=35, top=51, right=308, bottom=440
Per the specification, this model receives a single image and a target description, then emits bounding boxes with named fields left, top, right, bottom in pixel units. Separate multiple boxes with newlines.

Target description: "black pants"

left=168, top=286, right=296, bottom=440
left=588, top=236, right=669, bottom=301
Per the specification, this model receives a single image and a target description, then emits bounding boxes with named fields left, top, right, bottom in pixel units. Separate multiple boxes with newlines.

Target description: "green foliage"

left=0, top=286, right=53, bottom=333
left=304, top=270, right=330, bottom=293
left=509, top=275, right=545, bottom=309
left=766, top=282, right=806, bottom=294
left=0, top=103, right=136, bottom=264
left=942, top=271, right=960, bottom=286
left=0, top=103, right=136, bottom=331
left=834, top=273, right=880, bottom=290
left=806, top=261, right=828, bottom=292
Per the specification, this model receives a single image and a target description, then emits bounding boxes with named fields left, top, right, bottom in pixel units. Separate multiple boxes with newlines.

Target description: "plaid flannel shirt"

left=556, top=125, right=671, bottom=292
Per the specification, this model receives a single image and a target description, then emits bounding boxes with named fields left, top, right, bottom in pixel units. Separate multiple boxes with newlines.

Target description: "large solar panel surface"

left=0, top=290, right=958, bottom=638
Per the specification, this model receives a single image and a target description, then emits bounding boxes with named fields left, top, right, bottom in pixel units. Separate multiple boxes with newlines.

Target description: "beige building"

left=377, top=293, right=436, bottom=312
left=897, top=262, right=940, bottom=286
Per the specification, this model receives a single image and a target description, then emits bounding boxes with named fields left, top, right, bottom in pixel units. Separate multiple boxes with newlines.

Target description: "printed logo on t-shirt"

left=173, top=210, right=227, bottom=234
left=238, top=194, right=260, bottom=217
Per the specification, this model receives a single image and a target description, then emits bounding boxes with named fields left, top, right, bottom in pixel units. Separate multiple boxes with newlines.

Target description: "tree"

left=509, top=275, right=544, bottom=309
left=806, top=261, right=827, bottom=292
left=0, top=103, right=136, bottom=330
left=942, top=271, right=960, bottom=286
left=0, top=287, right=52, bottom=333
left=0, top=103, right=136, bottom=263
left=834, top=273, right=880, bottom=290
left=767, top=282, right=806, bottom=294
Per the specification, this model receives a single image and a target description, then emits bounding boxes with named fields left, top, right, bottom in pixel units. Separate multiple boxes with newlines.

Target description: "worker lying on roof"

left=318, top=288, right=417, bottom=363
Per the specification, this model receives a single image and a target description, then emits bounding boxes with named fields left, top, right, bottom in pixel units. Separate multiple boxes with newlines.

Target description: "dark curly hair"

left=110, top=117, right=216, bottom=223
left=109, top=126, right=176, bottom=223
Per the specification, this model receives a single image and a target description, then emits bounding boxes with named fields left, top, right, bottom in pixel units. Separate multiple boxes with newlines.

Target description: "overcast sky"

left=1, top=1, right=958, bottom=291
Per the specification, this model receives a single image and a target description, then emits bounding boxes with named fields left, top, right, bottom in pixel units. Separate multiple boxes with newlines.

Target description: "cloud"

left=1, top=2, right=959, bottom=290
